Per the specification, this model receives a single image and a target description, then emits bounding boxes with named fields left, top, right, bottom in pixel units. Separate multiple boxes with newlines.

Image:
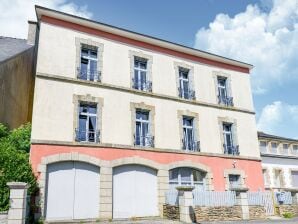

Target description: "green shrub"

left=283, top=212, right=294, bottom=219
left=0, top=123, right=37, bottom=212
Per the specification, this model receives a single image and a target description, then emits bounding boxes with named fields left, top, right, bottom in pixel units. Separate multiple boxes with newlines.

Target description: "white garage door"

left=113, top=165, right=158, bottom=219
left=45, top=161, right=100, bottom=221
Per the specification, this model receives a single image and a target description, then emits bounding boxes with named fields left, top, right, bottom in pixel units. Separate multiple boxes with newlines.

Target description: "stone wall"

left=194, top=206, right=242, bottom=222
left=163, top=204, right=179, bottom=220
left=278, top=205, right=298, bottom=217
left=249, top=205, right=266, bottom=219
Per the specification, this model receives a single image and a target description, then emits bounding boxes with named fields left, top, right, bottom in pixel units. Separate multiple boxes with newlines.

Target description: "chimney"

left=27, top=20, right=37, bottom=45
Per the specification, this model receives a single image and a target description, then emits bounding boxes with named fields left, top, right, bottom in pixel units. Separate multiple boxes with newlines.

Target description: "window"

left=260, top=141, right=267, bottom=153
left=223, top=123, right=239, bottom=155
left=291, top=171, right=298, bottom=187
left=262, top=169, right=270, bottom=187
left=229, top=174, right=241, bottom=188
left=169, top=168, right=205, bottom=191
left=78, top=46, right=100, bottom=81
left=133, top=57, right=152, bottom=91
left=271, top=142, right=278, bottom=153
left=282, top=144, right=289, bottom=155
left=292, top=145, right=298, bottom=155
left=182, top=116, right=199, bottom=151
left=135, top=110, right=153, bottom=147
left=76, top=103, right=99, bottom=143
left=217, top=76, right=233, bottom=106
left=274, top=169, right=283, bottom=188
left=178, top=68, right=195, bottom=100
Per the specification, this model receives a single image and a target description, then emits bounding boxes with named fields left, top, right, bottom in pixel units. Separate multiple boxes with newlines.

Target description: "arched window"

left=169, top=167, right=206, bottom=191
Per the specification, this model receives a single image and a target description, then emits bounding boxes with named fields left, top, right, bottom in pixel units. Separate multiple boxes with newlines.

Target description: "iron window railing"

left=77, top=67, right=101, bottom=82
left=178, top=87, right=196, bottom=100
left=134, top=134, right=154, bottom=148
left=223, top=144, right=240, bottom=155
left=132, top=78, right=152, bottom=92
left=218, top=95, right=234, bottom=106
left=75, top=128, right=100, bottom=143
left=182, top=139, right=200, bottom=152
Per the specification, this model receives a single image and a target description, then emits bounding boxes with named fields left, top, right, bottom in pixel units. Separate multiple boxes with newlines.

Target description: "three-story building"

left=30, top=6, right=263, bottom=221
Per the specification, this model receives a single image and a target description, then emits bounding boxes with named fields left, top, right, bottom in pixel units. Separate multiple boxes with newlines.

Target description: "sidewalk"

left=198, top=217, right=298, bottom=224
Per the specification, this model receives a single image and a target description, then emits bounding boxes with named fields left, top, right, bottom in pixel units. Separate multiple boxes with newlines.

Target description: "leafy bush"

left=283, top=212, right=294, bottom=219
left=0, top=123, right=37, bottom=212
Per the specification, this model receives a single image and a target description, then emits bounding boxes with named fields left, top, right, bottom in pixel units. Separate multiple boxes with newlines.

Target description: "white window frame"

left=260, top=141, right=267, bottom=153
left=182, top=116, right=195, bottom=150
left=179, top=68, right=190, bottom=99
left=78, top=103, right=98, bottom=142
left=217, top=76, right=228, bottom=99
left=133, top=57, right=148, bottom=91
left=223, top=123, right=233, bottom=147
left=135, top=110, right=150, bottom=147
left=80, top=47, right=99, bottom=81
left=169, top=168, right=205, bottom=187
left=271, top=142, right=278, bottom=154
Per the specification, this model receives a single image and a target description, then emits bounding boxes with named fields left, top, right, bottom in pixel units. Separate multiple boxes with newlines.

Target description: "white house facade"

left=29, top=6, right=264, bottom=222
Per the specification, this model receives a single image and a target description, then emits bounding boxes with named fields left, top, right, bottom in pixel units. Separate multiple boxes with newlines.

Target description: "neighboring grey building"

left=0, top=21, right=37, bottom=129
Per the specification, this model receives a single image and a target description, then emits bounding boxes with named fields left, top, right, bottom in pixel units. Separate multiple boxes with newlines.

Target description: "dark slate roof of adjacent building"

left=258, top=131, right=298, bottom=142
left=0, top=37, right=32, bottom=63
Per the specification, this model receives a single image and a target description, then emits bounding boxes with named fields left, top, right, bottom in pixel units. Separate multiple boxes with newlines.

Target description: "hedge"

left=0, top=123, right=37, bottom=212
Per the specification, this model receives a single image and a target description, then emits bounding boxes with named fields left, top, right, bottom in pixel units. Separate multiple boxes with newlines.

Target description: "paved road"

left=199, top=217, right=298, bottom=224
left=103, top=217, right=298, bottom=223
left=88, top=217, right=298, bottom=223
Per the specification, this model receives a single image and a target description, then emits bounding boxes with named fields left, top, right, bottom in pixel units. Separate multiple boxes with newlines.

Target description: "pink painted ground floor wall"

left=30, top=144, right=264, bottom=191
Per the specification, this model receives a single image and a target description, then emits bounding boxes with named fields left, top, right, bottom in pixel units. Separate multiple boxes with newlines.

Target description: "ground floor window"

left=291, top=171, right=298, bottom=187
left=169, top=167, right=206, bottom=191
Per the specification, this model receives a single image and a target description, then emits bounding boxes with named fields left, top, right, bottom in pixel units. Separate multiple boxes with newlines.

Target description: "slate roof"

left=258, top=131, right=298, bottom=142
left=0, top=37, right=32, bottom=63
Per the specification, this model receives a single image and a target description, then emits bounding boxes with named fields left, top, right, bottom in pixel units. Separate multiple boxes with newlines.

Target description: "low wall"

left=163, top=204, right=179, bottom=220
left=278, top=204, right=298, bottom=217
left=194, top=206, right=242, bottom=222
left=249, top=205, right=266, bottom=219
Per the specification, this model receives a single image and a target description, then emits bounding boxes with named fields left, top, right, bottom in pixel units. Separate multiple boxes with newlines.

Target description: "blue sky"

left=1, top=0, right=297, bottom=138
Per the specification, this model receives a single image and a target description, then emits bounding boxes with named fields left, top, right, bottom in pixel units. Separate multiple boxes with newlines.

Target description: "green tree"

left=0, top=123, right=37, bottom=212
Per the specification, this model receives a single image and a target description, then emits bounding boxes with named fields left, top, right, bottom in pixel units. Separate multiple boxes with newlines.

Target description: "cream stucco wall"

left=36, top=22, right=254, bottom=111
left=31, top=21, right=260, bottom=158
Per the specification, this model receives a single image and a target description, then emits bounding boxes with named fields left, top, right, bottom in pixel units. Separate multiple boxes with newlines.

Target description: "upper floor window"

left=132, top=57, right=152, bottom=92
left=229, top=174, right=241, bottom=189
left=282, top=144, right=289, bottom=155
left=271, top=142, right=278, bottom=153
left=169, top=168, right=206, bottom=191
left=217, top=76, right=233, bottom=106
left=182, top=116, right=199, bottom=151
left=292, top=145, right=298, bottom=155
left=76, top=103, right=99, bottom=143
left=78, top=46, right=100, bottom=82
left=178, top=67, right=195, bottom=100
left=134, top=110, right=154, bottom=147
left=223, top=123, right=239, bottom=155
left=260, top=141, right=267, bottom=153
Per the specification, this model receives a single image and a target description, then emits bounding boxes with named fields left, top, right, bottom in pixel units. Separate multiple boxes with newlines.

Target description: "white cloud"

left=0, top=0, right=92, bottom=39
left=194, top=0, right=298, bottom=94
left=257, top=101, right=298, bottom=137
